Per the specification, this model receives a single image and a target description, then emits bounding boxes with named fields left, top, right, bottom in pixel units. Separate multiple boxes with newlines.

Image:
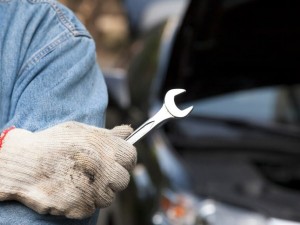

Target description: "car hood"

left=159, top=0, right=300, bottom=103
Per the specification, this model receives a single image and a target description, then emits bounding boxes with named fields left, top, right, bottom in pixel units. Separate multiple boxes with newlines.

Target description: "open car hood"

left=160, top=0, right=300, bottom=103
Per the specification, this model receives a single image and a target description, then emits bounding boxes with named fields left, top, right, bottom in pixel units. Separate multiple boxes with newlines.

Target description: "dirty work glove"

left=0, top=121, right=137, bottom=219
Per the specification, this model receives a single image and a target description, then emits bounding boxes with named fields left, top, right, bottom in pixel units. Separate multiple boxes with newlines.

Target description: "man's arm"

left=0, top=1, right=136, bottom=225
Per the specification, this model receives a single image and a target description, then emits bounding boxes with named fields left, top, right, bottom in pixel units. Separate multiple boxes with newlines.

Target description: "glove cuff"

left=0, top=126, right=16, bottom=149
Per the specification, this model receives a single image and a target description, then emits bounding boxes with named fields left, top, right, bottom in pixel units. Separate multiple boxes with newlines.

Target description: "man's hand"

left=0, top=121, right=137, bottom=219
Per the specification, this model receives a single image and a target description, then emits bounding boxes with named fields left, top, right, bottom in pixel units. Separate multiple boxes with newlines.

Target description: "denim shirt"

left=0, top=0, right=108, bottom=224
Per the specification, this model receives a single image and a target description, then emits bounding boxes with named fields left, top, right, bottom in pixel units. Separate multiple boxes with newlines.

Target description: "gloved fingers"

left=110, top=125, right=133, bottom=139
left=114, top=138, right=137, bottom=171
left=95, top=185, right=115, bottom=208
left=108, top=162, right=130, bottom=192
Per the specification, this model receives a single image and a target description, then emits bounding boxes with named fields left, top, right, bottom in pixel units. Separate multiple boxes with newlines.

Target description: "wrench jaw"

left=164, top=89, right=194, bottom=118
left=179, top=105, right=194, bottom=117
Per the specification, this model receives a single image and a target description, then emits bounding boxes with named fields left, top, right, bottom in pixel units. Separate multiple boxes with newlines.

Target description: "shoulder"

left=1, top=0, right=90, bottom=38
left=0, top=0, right=95, bottom=75
left=27, top=0, right=91, bottom=38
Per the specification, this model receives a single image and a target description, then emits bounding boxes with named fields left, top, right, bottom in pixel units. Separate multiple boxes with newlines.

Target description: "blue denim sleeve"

left=4, top=35, right=108, bottom=131
left=0, top=0, right=108, bottom=224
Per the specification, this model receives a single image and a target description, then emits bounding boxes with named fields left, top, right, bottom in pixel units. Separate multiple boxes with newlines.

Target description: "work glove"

left=0, top=121, right=137, bottom=219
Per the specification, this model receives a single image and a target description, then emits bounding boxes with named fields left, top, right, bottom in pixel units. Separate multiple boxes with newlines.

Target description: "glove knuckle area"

left=42, top=121, right=107, bottom=140
left=39, top=121, right=82, bottom=135
left=110, top=125, right=133, bottom=139
left=56, top=121, right=86, bottom=130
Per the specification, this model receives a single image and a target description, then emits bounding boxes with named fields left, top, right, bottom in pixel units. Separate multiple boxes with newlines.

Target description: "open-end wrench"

left=125, top=89, right=193, bottom=145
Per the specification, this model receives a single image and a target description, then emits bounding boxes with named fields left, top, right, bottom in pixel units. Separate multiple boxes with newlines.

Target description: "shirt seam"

left=27, top=0, right=91, bottom=38
left=18, top=31, right=72, bottom=76
left=12, top=32, right=90, bottom=119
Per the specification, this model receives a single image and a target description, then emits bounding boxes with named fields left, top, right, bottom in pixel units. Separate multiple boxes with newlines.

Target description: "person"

left=0, top=0, right=137, bottom=224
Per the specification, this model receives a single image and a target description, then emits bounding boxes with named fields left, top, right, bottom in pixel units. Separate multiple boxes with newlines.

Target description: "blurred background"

left=59, top=0, right=130, bottom=68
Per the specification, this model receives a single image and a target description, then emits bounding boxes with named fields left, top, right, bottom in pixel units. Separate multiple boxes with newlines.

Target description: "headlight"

left=152, top=190, right=300, bottom=225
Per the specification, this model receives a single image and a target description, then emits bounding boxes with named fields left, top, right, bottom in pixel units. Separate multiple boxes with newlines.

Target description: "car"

left=100, top=0, right=300, bottom=224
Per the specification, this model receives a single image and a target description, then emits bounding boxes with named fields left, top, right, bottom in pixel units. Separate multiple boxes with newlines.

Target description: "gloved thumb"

left=110, top=125, right=133, bottom=139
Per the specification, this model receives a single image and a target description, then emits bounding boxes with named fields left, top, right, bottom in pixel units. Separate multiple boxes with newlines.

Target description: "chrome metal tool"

left=126, top=89, right=193, bottom=144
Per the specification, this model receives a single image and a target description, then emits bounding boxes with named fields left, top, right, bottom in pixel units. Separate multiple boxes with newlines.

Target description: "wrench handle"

left=125, top=105, right=173, bottom=145
left=125, top=120, right=155, bottom=145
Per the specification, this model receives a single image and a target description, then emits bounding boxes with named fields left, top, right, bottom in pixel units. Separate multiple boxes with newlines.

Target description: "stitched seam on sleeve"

left=11, top=34, right=88, bottom=119
left=18, top=31, right=72, bottom=76
left=27, top=0, right=91, bottom=37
